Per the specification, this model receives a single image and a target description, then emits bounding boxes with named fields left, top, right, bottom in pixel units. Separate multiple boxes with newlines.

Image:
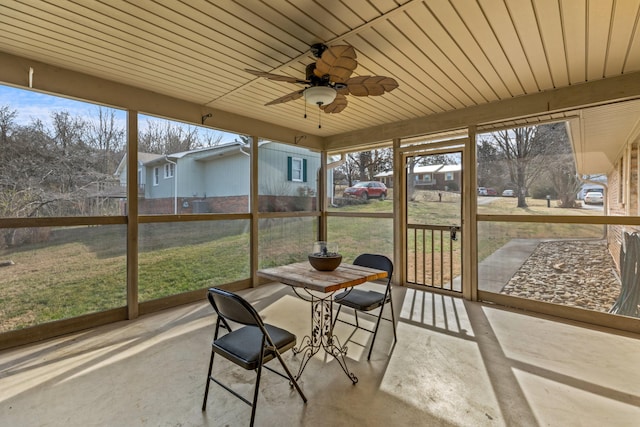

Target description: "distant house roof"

left=414, top=165, right=443, bottom=174
left=438, top=164, right=462, bottom=173
left=113, top=152, right=164, bottom=176
left=138, top=152, right=164, bottom=163
left=115, top=140, right=313, bottom=175
left=141, top=141, right=248, bottom=166
left=165, top=141, right=239, bottom=158
left=375, top=163, right=459, bottom=177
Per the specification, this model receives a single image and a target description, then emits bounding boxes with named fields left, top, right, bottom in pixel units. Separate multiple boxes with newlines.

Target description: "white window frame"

left=291, top=157, right=303, bottom=182
left=164, top=163, right=174, bottom=178
left=445, top=172, right=454, bottom=181
left=153, top=167, right=160, bottom=186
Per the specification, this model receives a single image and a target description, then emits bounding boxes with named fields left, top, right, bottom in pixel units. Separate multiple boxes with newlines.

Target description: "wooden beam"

left=250, top=136, right=259, bottom=287
left=0, top=51, right=324, bottom=150
left=393, top=138, right=404, bottom=286
left=127, top=110, right=139, bottom=320
left=319, top=150, right=328, bottom=241
left=463, top=127, right=477, bottom=301
left=325, top=72, right=640, bottom=149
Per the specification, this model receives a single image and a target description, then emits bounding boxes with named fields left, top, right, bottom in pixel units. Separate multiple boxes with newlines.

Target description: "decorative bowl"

left=308, top=254, right=342, bottom=271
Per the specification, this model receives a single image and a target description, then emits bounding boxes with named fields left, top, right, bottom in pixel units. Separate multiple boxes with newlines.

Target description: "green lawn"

left=0, top=192, right=607, bottom=332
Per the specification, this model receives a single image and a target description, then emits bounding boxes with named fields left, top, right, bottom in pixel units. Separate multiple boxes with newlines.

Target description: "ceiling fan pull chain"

left=318, top=106, right=322, bottom=128
left=304, top=93, right=308, bottom=119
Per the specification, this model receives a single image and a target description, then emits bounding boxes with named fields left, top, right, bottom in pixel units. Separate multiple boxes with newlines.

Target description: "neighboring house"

left=374, top=171, right=393, bottom=188
left=412, top=165, right=441, bottom=188
left=116, top=141, right=321, bottom=214
left=113, top=152, right=164, bottom=197
left=435, top=164, right=462, bottom=191
left=378, top=164, right=463, bottom=192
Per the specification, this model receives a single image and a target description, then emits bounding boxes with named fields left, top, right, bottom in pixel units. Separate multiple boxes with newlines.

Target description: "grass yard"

left=0, top=192, right=608, bottom=332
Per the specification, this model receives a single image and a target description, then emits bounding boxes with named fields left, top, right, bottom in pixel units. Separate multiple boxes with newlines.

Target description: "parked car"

left=343, top=181, right=388, bottom=200
left=477, top=187, right=487, bottom=196
left=502, top=189, right=515, bottom=197
left=486, top=188, right=498, bottom=196
left=584, top=191, right=603, bottom=205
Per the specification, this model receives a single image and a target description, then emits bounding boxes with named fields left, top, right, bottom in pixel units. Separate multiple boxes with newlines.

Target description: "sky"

left=0, top=83, right=236, bottom=142
left=0, top=84, right=103, bottom=126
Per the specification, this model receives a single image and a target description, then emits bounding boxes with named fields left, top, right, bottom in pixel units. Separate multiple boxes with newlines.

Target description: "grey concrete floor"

left=1, top=284, right=639, bottom=426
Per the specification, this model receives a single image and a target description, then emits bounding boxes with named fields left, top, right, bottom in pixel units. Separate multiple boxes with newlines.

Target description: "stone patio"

left=502, top=240, right=621, bottom=313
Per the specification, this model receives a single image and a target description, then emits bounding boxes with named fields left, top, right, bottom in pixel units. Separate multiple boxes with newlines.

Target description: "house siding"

left=204, top=154, right=249, bottom=197
left=259, top=143, right=320, bottom=196
left=134, top=142, right=320, bottom=214
left=608, top=143, right=640, bottom=269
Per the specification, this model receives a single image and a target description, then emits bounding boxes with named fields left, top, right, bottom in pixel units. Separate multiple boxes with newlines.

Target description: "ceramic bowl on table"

left=308, top=241, right=342, bottom=271
left=308, top=254, right=342, bottom=271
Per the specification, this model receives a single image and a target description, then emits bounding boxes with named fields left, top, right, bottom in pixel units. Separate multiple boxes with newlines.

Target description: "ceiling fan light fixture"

left=304, top=86, right=336, bottom=106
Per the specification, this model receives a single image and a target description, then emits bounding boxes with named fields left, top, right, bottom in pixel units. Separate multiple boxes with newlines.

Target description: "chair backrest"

left=207, top=288, right=264, bottom=327
left=353, top=253, right=393, bottom=281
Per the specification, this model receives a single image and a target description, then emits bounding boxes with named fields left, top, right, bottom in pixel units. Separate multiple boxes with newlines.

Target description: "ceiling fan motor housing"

left=309, top=43, right=328, bottom=58
left=305, top=63, right=331, bottom=86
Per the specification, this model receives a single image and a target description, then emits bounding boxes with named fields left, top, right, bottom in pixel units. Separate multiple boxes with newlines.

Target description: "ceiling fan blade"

left=335, top=85, right=350, bottom=96
left=314, top=45, right=357, bottom=84
left=344, top=76, right=399, bottom=96
left=245, top=69, right=309, bottom=84
left=264, top=90, right=305, bottom=106
left=321, top=93, right=348, bottom=114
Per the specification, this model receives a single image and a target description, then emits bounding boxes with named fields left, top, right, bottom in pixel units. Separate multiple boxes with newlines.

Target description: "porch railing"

left=406, top=224, right=462, bottom=292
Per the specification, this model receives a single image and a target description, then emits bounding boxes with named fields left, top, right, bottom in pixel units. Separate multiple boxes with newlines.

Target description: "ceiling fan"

left=245, top=43, right=399, bottom=115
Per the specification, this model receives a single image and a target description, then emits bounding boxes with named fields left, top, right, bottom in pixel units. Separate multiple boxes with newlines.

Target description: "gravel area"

left=501, top=240, right=622, bottom=313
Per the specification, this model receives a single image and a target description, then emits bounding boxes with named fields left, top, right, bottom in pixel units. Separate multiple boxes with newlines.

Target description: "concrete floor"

left=1, top=284, right=639, bottom=427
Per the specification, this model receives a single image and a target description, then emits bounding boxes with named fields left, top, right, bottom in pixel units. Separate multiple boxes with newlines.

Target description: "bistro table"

left=257, top=261, right=387, bottom=384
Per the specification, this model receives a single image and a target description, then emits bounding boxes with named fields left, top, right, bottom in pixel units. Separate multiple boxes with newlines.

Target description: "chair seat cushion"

left=335, top=288, right=387, bottom=311
left=212, top=324, right=296, bottom=370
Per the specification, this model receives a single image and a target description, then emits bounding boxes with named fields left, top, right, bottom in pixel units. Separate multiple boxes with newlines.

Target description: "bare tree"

left=0, top=106, right=17, bottom=145
left=487, top=126, right=548, bottom=208
left=337, top=148, right=392, bottom=186
left=138, top=119, right=223, bottom=154
left=538, top=123, right=580, bottom=207
left=482, top=123, right=575, bottom=208
left=50, top=110, right=87, bottom=155
left=0, top=107, right=123, bottom=223
left=87, top=107, right=125, bottom=174
left=477, top=139, right=504, bottom=188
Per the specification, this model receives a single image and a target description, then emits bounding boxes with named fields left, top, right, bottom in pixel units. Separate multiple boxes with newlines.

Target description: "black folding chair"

left=202, top=287, right=307, bottom=426
left=333, top=253, right=397, bottom=360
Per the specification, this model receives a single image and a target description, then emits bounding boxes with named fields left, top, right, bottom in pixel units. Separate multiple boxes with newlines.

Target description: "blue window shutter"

left=287, top=156, right=292, bottom=181
left=303, top=159, right=307, bottom=182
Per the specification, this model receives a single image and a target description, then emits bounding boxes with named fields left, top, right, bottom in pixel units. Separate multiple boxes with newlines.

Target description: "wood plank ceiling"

left=0, top=0, right=639, bottom=172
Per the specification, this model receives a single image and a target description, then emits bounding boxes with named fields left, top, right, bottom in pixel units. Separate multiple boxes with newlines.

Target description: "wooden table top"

left=257, top=261, right=388, bottom=293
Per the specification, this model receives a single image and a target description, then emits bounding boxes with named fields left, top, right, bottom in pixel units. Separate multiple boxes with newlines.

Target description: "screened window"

left=259, top=143, right=318, bottom=213
left=137, top=115, right=246, bottom=215
left=0, top=85, right=126, bottom=218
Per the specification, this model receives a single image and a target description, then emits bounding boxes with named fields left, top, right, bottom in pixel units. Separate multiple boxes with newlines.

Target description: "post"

left=126, top=110, right=139, bottom=320
left=164, top=157, right=177, bottom=214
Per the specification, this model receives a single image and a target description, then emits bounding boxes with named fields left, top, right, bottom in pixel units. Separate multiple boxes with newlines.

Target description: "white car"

left=502, top=189, right=515, bottom=197
left=584, top=191, right=603, bottom=205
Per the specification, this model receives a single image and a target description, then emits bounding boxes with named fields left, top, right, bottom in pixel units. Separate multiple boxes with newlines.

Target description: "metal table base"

left=291, top=288, right=358, bottom=384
